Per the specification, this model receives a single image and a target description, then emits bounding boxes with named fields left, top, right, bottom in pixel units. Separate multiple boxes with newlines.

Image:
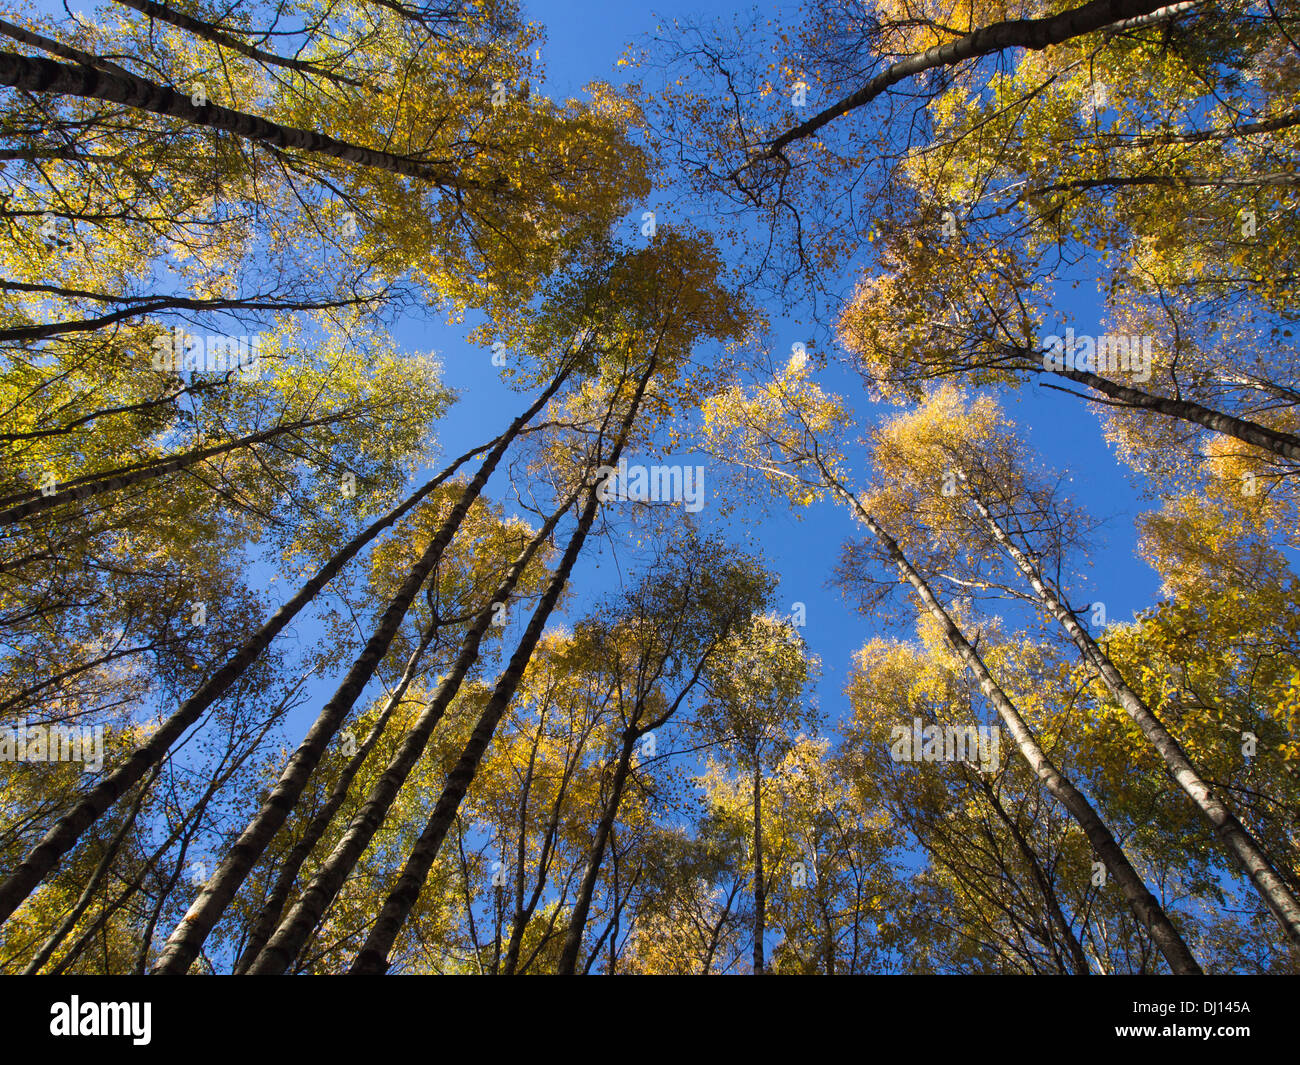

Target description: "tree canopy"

left=1, top=0, right=1297, bottom=977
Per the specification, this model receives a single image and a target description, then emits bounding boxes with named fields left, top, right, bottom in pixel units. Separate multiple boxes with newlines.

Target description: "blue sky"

left=401, top=0, right=1166, bottom=728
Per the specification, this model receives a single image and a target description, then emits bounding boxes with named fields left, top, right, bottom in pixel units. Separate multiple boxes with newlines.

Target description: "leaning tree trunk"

left=977, top=774, right=1091, bottom=975
left=1046, top=364, right=1300, bottom=463
left=150, top=362, right=577, bottom=973
left=244, top=483, right=582, bottom=974
left=556, top=728, right=639, bottom=974
left=959, top=473, right=1300, bottom=946
left=761, top=0, right=1179, bottom=158
left=0, top=51, right=471, bottom=186
left=0, top=429, right=502, bottom=928
left=819, top=465, right=1202, bottom=974
left=346, top=361, right=656, bottom=975
left=232, top=617, right=439, bottom=973
left=0, top=414, right=338, bottom=526
left=20, top=766, right=160, bottom=975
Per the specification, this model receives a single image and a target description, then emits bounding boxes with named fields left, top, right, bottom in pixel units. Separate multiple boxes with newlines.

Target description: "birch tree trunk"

left=0, top=431, right=500, bottom=927
left=556, top=729, right=638, bottom=974
left=233, top=618, right=439, bottom=973
left=959, top=473, right=1300, bottom=945
left=151, top=364, right=576, bottom=973
left=0, top=415, right=339, bottom=526
left=818, top=464, right=1203, bottom=974
left=1047, top=365, right=1300, bottom=463
left=0, top=51, right=475, bottom=186
left=244, top=483, right=581, bottom=974
left=345, top=361, right=656, bottom=975
left=761, top=0, right=1180, bottom=158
